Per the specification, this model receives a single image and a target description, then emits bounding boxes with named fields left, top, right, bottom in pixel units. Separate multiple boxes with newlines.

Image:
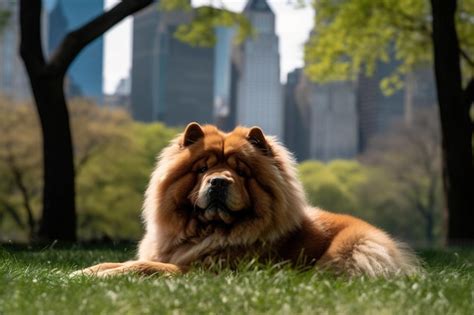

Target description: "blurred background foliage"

left=0, top=97, right=442, bottom=246
left=0, top=96, right=178, bottom=242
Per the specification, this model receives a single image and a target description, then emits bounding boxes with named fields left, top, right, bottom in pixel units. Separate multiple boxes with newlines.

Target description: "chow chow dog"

left=74, top=123, right=419, bottom=277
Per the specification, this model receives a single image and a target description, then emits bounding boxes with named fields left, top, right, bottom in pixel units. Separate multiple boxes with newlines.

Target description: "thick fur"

left=73, top=123, right=420, bottom=277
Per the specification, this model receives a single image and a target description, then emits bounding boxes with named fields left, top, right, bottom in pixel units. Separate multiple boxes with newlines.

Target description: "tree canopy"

left=305, top=0, right=474, bottom=94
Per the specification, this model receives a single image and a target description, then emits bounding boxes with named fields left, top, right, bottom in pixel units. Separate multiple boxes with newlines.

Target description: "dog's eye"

left=237, top=169, right=246, bottom=177
left=197, top=166, right=208, bottom=174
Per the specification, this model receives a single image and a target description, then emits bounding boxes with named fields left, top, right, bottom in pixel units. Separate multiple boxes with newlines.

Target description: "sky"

left=103, top=0, right=314, bottom=94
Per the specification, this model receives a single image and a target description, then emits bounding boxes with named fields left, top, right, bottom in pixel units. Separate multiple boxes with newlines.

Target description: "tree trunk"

left=29, top=75, right=76, bottom=241
left=425, top=213, right=434, bottom=247
left=19, top=0, right=153, bottom=242
left=431, top=0, right=474, bottom=246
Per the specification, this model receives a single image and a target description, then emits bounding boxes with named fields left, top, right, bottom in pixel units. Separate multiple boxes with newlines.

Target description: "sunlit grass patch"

left=0, top=245, right=472, bottom=314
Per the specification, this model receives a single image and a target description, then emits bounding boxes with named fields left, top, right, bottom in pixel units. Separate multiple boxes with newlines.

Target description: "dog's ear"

left=247, top=126, right=272, bottom=156
left=182, top=122, right=204, bottom=147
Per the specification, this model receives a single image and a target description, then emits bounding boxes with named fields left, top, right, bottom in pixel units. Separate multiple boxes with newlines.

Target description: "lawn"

left=0, top=244, right=473, bottom=315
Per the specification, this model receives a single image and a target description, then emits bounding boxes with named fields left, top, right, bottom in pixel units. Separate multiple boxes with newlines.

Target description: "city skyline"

left=104, top=0, right=314, bottom=94
left=0, top=0, right=437, bottom=161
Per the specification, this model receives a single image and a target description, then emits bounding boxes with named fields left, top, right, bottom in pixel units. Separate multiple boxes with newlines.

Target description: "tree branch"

left=19, top=0, right=46, bottom=75
left=0, top=199, right=25, bottom=230
left=48, top=0, right=153, bottom=75
left=415, top=200, right=430, bottom=219
left=75, top=143, right=106, bottom=177
left=460, top=48, right=474, bottom=68
left=463, top=78, right=474, bottom=111
left=5, top=149, right=36, bottom=236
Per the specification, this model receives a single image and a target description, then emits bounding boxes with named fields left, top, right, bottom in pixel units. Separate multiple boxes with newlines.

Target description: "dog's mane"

left=139, top=126, right=308, bottom=264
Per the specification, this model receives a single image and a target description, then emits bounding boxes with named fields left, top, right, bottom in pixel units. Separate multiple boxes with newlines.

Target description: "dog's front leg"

left=71, top=261, right=185, bottom=277
left=70, top=262, right=126, bottom=277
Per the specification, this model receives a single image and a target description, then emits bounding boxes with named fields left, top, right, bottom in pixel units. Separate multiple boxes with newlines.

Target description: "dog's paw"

left=69, top=261, right=184, bottom=278
left=69, top=262, right=125, bottom=278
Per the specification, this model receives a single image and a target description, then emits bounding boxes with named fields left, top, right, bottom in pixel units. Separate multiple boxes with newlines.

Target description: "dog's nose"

left=209, top=177, right=230, bottom=188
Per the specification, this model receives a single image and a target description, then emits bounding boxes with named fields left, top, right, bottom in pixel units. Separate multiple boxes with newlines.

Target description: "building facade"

left=130, top=5, right=160, bottom=121
left=214, top=27, right=236, bottom=131
left=294, top=75, right=358, bottom=162
left=283, top=68, right=310, bottom=161
left=235, top=0, right=283, bottom=139
left=44, top=0, right=104, bottom=104
left=357, top=61, right=437, bottom=151
left=308, top=80, right=358, bottom=161
left=131, top=8, right=215, bottom=126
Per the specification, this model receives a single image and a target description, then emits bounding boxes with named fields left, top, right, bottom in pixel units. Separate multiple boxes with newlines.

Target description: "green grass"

left=0, top=244, right=473, bottom=314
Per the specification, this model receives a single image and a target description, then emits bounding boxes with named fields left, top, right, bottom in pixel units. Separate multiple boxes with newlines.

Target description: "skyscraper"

left=283, top=68, right=310, bottom=161
left=131, top=8, right=215, bottom=125
left=130, top=5, right=160, bottom=121
left=214, top=27, right=236, bottom=131
left=235, top=0, right=283, bottom=139
left=357, top=61, right=437, bottom=151
left=44, top=0, right=104, bottom=104
left=0, top=1, right=30, bottom=101
left=305, top=79, right=358, bottom=161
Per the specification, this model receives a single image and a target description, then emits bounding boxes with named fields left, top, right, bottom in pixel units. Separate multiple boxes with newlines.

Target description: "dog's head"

left=186, top=123, right=273, bottom=226
left=143, top=123, right=307, bottom=244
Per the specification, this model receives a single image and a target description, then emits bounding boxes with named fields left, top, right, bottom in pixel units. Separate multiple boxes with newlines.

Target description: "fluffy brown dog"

left=74, top=123, right=419, bottom=277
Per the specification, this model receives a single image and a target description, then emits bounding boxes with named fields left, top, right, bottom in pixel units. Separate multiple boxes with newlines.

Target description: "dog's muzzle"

left=197, top=176, right=235, bottom=224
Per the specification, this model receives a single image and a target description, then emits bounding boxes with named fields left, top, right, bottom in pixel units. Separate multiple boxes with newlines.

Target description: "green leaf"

left=158, top=0, right=252, bottom=47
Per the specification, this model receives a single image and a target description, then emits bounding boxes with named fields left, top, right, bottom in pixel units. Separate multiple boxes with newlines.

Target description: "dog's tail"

left=318, top=228, right=422, bottom=277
